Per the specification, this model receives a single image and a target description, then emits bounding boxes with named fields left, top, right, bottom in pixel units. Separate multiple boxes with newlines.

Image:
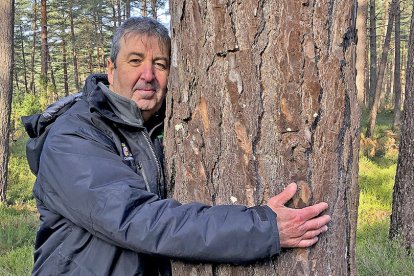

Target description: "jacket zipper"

left=141, top=130, right=162, bottom=198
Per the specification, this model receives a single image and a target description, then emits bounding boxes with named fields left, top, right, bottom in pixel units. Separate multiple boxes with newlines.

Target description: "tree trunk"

left=165, top=1, right=360, bottom=275
left=357, top=0, right=368, bottom=107
left=0, top=0, right=14, bottom=202
left=141, top=0, right=147, bottom=16
left=369, top=0, right=377, bottom=109
left=62, top=38, right=69, bottom=97
left=117, top=0, right=121, bottom=26
left=125, top=0, right=131, bottom=19
left=69, top=0, right=80, bottom=91
left=393, top=0, right=402, bottom=129
left=30, top=0, right=37, bottom=94
left=40, top=0, right=48, bottom=85
left=19, top=23, right=28, bottom=94
left=390, top=0, right=414, bottom=251
left=151, top=0, right=157, bottom=19
left=48, top=52, right=57, bottom=100
left=366, top=0, right=397, bottom=138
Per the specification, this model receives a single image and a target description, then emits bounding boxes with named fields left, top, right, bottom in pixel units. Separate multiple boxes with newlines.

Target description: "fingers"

left=302, top=215, right=331, bottom=231
left=295, top=237, right=319, bottom=248
left=300, top=202, right=329, bottom=221
left=269, top=183, right=297, bottom=206
left=301, top=225, right=329, bottom=240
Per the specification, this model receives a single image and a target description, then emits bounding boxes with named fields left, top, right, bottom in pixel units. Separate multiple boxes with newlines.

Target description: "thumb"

left=270, top=183, right=297, bottom=206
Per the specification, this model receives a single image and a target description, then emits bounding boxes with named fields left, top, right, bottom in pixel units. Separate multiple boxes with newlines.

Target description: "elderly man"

left=24, top=17, right=330, bottom=275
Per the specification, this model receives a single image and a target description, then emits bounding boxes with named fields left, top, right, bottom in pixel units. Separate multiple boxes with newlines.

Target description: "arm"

left=37, top=114, right=279, bottom=263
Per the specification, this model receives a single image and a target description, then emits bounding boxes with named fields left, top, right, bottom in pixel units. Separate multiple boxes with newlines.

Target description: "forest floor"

left=0, top=110, right=413, bottom=275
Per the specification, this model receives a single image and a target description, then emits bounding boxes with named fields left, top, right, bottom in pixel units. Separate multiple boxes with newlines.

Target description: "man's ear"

left=107, top=58, right=115, bottom=85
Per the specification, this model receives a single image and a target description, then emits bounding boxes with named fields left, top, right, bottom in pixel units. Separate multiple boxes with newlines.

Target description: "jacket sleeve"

left=36, top=114, right=280, bottom=264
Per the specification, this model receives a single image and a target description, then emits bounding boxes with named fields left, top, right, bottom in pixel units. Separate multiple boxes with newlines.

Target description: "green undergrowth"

left=357, top=110, right=414, bottom=275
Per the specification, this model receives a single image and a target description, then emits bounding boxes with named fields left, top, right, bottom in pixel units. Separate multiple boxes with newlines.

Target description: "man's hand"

left=267, top=183, right=331, bottom=248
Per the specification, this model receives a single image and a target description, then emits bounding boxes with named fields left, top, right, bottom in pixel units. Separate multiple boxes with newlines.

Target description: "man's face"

left=108, top=34, right=169, bottom=121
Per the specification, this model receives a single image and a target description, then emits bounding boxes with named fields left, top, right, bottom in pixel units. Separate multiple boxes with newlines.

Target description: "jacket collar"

left=84, top=74, right=165, bottom=136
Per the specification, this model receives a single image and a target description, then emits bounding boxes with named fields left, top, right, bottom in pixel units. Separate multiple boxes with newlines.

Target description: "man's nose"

left=140, top=62, right=155, bottom=82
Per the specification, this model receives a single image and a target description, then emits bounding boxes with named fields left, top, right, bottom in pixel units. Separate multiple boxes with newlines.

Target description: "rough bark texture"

left=390, top=0, right=414, bottom=251
left=366, top=0, right=397, bottom=138
left=0, top=0, right=14, bottom=202
left=356, top=0, right=368, bottom=106
left=165, top=1, right=360, bottom=275
left=393, top=0, right=402, bottom=129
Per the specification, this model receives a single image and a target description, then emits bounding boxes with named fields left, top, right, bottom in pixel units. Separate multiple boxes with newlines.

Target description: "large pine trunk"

left=0, top=0, right=14, bottom=202
left=165, top=1, right=360, bottom=275
left=390, top=0, right=414, bottom=251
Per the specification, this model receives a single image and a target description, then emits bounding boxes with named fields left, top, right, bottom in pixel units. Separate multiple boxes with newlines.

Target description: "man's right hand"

left=267, top=183, right=331, bottom=248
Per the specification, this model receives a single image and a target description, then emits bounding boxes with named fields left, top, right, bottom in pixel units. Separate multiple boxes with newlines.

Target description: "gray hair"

left=110, top=17, right=171, bottom=67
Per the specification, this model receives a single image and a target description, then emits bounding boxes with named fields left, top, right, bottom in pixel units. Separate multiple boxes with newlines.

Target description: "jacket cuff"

left=260, top=205, right=281, bottom=255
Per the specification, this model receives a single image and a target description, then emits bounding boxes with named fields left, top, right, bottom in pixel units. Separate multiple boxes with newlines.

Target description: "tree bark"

left=165, top=1, right=360, bottom=275
left=30, top=0, right=37, bottom=94
left=369, top=0, right=377, bottom=109
left=366, top=0, right=397, bottom=138
left=393, top=0, right=402, bottom=129
left=40, top=0, right=48, bottom=84
left=0, top=0, right=14, bottom=202
left=356, top=0, right=369, bottom=107
left=390, top=0, right=414, bottom=251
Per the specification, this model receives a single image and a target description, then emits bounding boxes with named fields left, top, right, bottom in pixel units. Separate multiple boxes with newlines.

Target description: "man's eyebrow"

left=127, top=52, right=145, bottom=58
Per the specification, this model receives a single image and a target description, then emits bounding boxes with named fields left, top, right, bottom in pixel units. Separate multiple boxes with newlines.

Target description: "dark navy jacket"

left=23, top=74, right=280, bottom=275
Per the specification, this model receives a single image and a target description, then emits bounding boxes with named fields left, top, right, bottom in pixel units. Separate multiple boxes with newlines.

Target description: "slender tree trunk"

left=357, top=0, right=369, bottom=107
left=62, top=38, right=69, bottom=96
left=0, top=0, right=14, bottom=202
left=112, top=3, right=117, bottom=34
left=390, top=0, right=414, bottom=251
left=150, top=0, right=157, bottom=19
left=393, top=0, right=402, bottom=129
left=141, top=0, right=147, bottom=16
left=125, top=0, right=131, bottom=19
left=69, top=0, right=80, bottom=91
left=369, top=0, right=377, bottom=109
left=19, top=24, right=28, bottom=94
left=40, top=0, right=48, bottom=85
left=383, top=60, right=393, bottom=109
left=117, top=0, right=121, bottom=26
left=14, top=66, right=19, bottom=91
left=165, top=1, right=360, bottom=275
left=366, top=0, right=397, bottom=138
left=30, top=0, right=37, bottom=94
left=48, top=52, right=57, bottom=100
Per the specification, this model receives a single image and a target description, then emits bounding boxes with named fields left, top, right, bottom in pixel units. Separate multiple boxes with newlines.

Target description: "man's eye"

left=155, top=62, right=167, bottom=70
left=129, top=59, right=142, bottom=64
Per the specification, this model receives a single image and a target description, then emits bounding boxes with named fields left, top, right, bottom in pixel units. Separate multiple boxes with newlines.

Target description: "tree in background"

left=369, top=0, right=377, bottom=108
left=390, top=0, right=414, bottom=251
left=366, top=0, right=398, bottom=138
left=393, top=0, right=402, bottom=129
left=357, top=0, right=369, bottom=106
left=0, top=0, right=15, bottom=202
left=165, top=0, right=359, bottom=274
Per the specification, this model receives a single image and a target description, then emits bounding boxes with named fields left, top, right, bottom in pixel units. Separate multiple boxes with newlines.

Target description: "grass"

left=1, top=110, right=413, bottom=275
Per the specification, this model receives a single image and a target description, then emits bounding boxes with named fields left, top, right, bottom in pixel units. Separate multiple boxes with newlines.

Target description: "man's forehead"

left=121, top=33, right=169, bottom=55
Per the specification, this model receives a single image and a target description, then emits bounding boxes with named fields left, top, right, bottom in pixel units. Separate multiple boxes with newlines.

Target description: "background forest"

left=1, top=0, right=414, bottom=275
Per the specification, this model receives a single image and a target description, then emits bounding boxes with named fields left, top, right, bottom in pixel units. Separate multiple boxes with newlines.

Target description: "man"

left=23, top=17, right=330, bottom=275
